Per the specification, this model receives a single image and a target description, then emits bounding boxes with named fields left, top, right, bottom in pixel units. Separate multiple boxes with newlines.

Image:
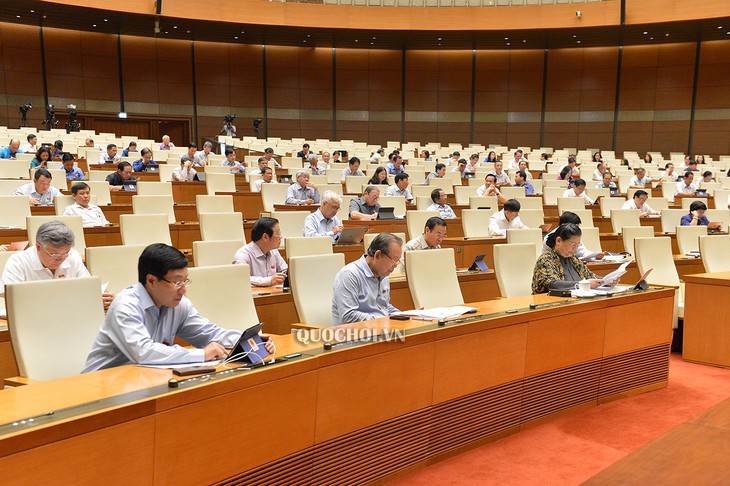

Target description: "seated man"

left=464, top=153, right=481, bottom=174
left=1, top=221, right=113, bottom=309
left=303, top=190, right=343, bottom=243
left=132, top=148, right=157, bottom=172
left=286, top=170, right=320, bottom=205
left=628, top=168, right=658, bottom=188
left=341, top=157, right=365, bottom=181
left=332, top=233, right=402, bottom=324
left=157, top=135, right=175, bottom=151
left=297, top=143, right=311, bottom=160
left=21, top=134, right=37, bottom=154
left=83, top=243, right=273, bottom=372
left=233, top=217, right=287, bottom=286
left=452, top=159, right=467, bottom=177
left=371, top=148, right=385, bottom=164
left=220, top=147, right=245, bottom=174
left=702, top=170, right=714, bottom=184
left=595, top=171, right=617, bottom=189
left=98, top=143, right=120, bottom=164
left=121, top=141, right=137, bottom=157
left=349, top=186, right=381, bottom=221
left=675, top=171, right=698, bottom=198
left=14, top=168, right=61, bottom=205
left=0, top=138, right=23, bottom=159
left=172, top=158, right=197, bottom=182
left=386, top=155, right=405, bottom=175
left=622, top=189, right=659, bottom=217
left=513, top=170, right=535, bottom=195
left=60, top=152, right=85, bottom=180
left=489, top=161, right=511, bottom=187
left=250, top=156, right=268, bottom=176
left=384, top=173, right=413, bottom=202
left=542, top=211, right=605, bottom=261
left=425, top=163, right=446, bottom=183
left=400, top=216, right=447, bottom=268
left=680, top=201, right=710, bottom=226
left=63, top=182, right=110, bottom=227
left=427, top=188, right=456, bottom=219
left=106, top=161, right=137, bottom=191
left=180, top=143, right=197, bottom=165
left=306, top=153, right=325, bottom=175
left=592, top=162, right=607, bottom=182
left=252, top=166, right=276, bottom=192
left=488, top=198, right=529, bottom=236
left=475, top=173, right=507, bottom=204
left=263, top=147, right=282, bottom=168
left=664, top=163, right=681, bottom=181
left=562, top=179, right=594, bottom=205
left=193, top=141, right=213, bottom=167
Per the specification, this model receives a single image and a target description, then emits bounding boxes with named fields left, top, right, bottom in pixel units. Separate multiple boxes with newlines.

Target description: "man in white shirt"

left=490, top=161, right=511, bottom=187
left=560, top=156, right=581, bottom=178
left=14, top=168, right=61, bottom=206
left=172, top=158, right=197, bottom=182
left=1, top=221, right=114, bottom=309
left=400, top=217, right=447, bottom=268
left=370, top=148, right=385, bottom=164
left=621, top=189, right=659, bottom=217
left=506, top=150, right=527, bottom=172
left=427, top=188, right=456, bottom=219
left=303, top=191, right=343, bottom=243
left=562, top=179, right=594, bottom=205
left=21, top=134, right=37, bottom=154
left=675, top=171, right=698, bottom=198
left=306, top=153, right=325, bottom=175
left=98, top=143, right=121, bottom=164
left=592, top=163, right=607, bottom=182
left=233, top=217, right=287, bottom=287
left=63, top=182, right=110, bottom=227
left=220, top=148, right=245, bottom=174
left=384, top=173, right=413, bottom=202
left=252, top=166, right=276, bottom=192
left=663, top=163, right=681, bottom=181
left=488, top=199, right=529, bottom=237
left=464, top=153, right=481, bottom=174
left=475, top=174, right=507, bottom=204
left=250, top=156, right=268, bottom=176
left=285, top=170, right=320, bottom=205
left=628, top=168, right=657, bottom=188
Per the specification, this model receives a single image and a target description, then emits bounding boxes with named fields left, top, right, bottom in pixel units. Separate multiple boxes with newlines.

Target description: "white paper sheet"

left=394, top=306, right=479, bottom=320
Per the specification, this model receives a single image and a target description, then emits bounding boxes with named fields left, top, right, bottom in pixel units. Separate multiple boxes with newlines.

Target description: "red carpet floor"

left=392, top=354, right=730, bottom=485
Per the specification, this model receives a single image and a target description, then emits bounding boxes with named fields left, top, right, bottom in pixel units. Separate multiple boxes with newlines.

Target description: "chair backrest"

left=660, top=208, right=686, bottom=234
left=206, top=172, right=236, bottom=195
left=0, top=159, right=31, bottom=179
left=610, top=209, right=640, bottom=234
left=699, top=235, right=730, bottom=273
left=468, top=196, right=499, bottom=212
left=514, top=196, right=543, bottom=210
left=261, top=183, right=289, bottom=212
left=158, top=163, right=177, bottom=182
left=345, top=176, right=370, bottom=194
left=517, top=209, right=545, bottom=229
left=580, top=227, right=603, bottom=253
left=427, top=177, right=455, bottom=194
left=54, top=194, right=99, bottom=216
left=119, top=214, right=172, bottom=245
left=705, top=209, right=730, bottom=231
left=599, top=197, right=625, bottom=217
left=132, top=195, right=176, bottom=224
left=285, top=236, right=333, bottom=259
left=681, top=197, right=706, bottom=210
left=186, top=264, right=259, bottom=332
left=506, top=228, right=543, bottom=260
left=556, top=197, right=585, bottom=213
left=500, top=186, right=526, bottom=199
left=378, top=196, right=407, bottom=218
left=271, top=210, right=309, bottom=243
left=86, top=245, right=146, bottom=294
left=493, top=243, right=537, bottom=298
left=410, top=185, right=435, bottom=199
left=635, top=236, right=680, bottom=287
left=6, top=277, right=105, bottom=380
left=564, top=208, right=595, bottom=228
left=454, top=185, right=474, bottom=205
left=136, top=181, right=173, bottom=196
left=542, top=186, right=565, bottom=205
left=406, top=210, right=439, bottom=240
left=621, top=226, right=654, bottom=255
left=27, top=215, right=86, bottom=254
left=193, top=240, right=242, bottom=267
left=362, top=232, right=407, bottom=253
left=661, top=183, right=676, bottom=202
left=198, top=212, right=245, bottom=242
left=461, top=209, right=491, bottom=238
left=676, top=225, right=707, bottom=254
left=0, top=251, right=16, bottom=311
left=290, top=253, right=345, bottom=326
left=86, top=181, right=113, bottom=206
left=0, top=196, right=31, bottom=228
left=405, top=248, right=463, bottom=308
left=195, top=194, right=234, bottom=215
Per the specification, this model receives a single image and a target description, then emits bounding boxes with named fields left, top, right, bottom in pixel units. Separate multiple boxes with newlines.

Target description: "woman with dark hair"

left=695, top=154, right=706, bottom=165
left=593, top=151, right=603, bottom=163
left=29, top=147, right=52, bottom=168
left=644, top=153, right=653, bottom=164
left=680, top=201, right=710, bottom=226
left=557, top=165, right=574, bottom=186
left=50, top=140, right=64, bottom=158
left=368, top=166, right=389, bottom=185
left=531, top=223, right=606, bottom=294
left=485, top=151, right=499, bottom=163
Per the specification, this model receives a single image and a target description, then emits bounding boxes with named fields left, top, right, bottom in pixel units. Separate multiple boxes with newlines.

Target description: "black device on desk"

left=468, top=254, right=489, bottom=272
left=194, top=172, right=206, bottom=182
left=278, top=174, right=293, bottom=184
left=377, top=207, right=396, bottom=220
left=122, top=182, right=137, bottom=191
left=145, top=164, right=159, bottom=173
left=226, top=323, right=271, bottom=364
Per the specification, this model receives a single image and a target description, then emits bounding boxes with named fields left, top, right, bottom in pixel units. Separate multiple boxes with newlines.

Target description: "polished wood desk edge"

left=682, top=272, right=730, bottom=285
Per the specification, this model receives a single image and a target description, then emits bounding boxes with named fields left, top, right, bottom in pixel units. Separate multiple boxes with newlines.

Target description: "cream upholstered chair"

left=705, top=209, right=730, bottom=230
left=599, top=197, right=625, bottom=217
left=195, top=194, right=234, bottom=215
left=660, top=209, right=686, bottom=234
left=427, top=176, right=454, bottom=194
left=290, top=253, right=345, bottom=326
left=0, top=196, right=31, bottom=228
left=507, top=228, right=543, bottom=260
left=542, top=187, right=564, bottom=205
left=411, top=185, right=435, bottom=199
left=193, top=240, right=242, bottom=267
left=87, top=170, right=109, bottom=182
left=462, top=209, right=491, bottom=238
left=345, top=175, right=370, bottom=194
left=699, top=235, right=730, bottom=273
left=54, top=194, right=99, bottom=216
left=136, top=181, right=173, bottom=196
left=271, top=211, right=309, bottom=245
left=338, top=195, right=356, bottom=222
left=158, top=163, right=177, bottom=182
left=378, top=196, right=407, bottom=218
left=86, top=245, right=147, bottom=294
left=206, top=172, right=236, bottom=195
left=6, top=277, right=105, bottom=380
left=565, top=208, right=594, bottom=228
left=621, top=226, right=653, bottom=255
left=556, top=197, right=585, bottom=213
left=186, top=264, right=259, bottom=332
left=261, top=183, right=289, bottom=212
left=514, top=196, right=542, bottom=210
left=0, top=251, right=16, bottom=312
left=610, top=209, right=640, bottom=234
left=132, top=195, right=176, bottom=224
left=363, top=232, right=407, bottom=253
left=405, top=248, right=463, bottom=308
left=86, top=181, right=112, bottom=206
left=517, top=209, right=545, bottom=229
left=468, top=196, right=498, bottom=211
left=285, top=236, right=333, bottom=259
left=676, top=225, right=707, bottom=254
left=406, top=210, right=439, bottom=240
left=580, top=227, right=603, bottom=254
left=0, top=179, right=27, bottom=194
left=0, top=159, right=30, bottom=179
left=493, top=243, right=537, bottom=298
left=635, top=236, right=683, bottom=328
left=198, top=212, right=245, bottom=242
left=415, top=196, right=432, bottom=210
left=681, top=197, right=706, bottom=211
left=120, top=214, right=172, bottom=246
left=499, top=186, right=525, bottom=199
left=454, top=185, right=474, bottom=205
left=27, top=215, right=86, bottom=254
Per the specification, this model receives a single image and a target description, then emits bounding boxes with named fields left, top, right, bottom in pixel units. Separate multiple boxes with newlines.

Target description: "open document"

left=395, top=306, right=478, bottom=320
left=599, top=259, right=633, bottom=286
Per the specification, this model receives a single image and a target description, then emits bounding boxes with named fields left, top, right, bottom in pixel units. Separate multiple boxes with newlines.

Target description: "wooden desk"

left=683, top=272, right=730, bottom=368
left=343, top=218, right=465, bottom=239
left=0, top=289, right=673, bottom=485
left=220, top=191, right=264, bottom=220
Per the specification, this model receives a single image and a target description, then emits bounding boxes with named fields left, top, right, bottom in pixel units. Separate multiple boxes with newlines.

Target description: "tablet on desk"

left=226, top=323, right=270, bottom=364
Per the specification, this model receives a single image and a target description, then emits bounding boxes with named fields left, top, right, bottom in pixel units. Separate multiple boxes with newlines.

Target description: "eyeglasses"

left=564, top=241, right=581, bottom=249
left=40, top=245, right=71, bottom=259
left=381, top=252, right=400, bottom=265
left=160, top=277, right=191, bottom=289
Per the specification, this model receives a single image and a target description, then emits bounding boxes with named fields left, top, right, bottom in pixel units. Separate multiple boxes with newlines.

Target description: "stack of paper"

left=395, top=306, right=478, bottom=320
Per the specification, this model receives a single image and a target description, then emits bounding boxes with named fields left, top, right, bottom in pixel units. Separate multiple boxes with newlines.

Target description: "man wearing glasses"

left=303, top=191, right=343, bottom=243
left=84, top=243, right=274, bottom=372
left=400, top=217, right=447, bottom=270
left=233, top=217, right=287, bottom=287
left=1, top=221, right=114, bottom=309
left=332, top=233, right=402, bottom=324
left=621, top=190, right=659, bottom=217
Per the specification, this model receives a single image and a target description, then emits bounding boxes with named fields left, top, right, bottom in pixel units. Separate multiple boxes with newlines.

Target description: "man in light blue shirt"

left=60, top=152, right=85, bottom=180
left=514, top=170, right=534, bottom=195
left=384, top=173, right=413, bottom=202
left=84, top=243, right=274, bottom=372
left=286, top=170, right=320, bottom=205
left=426, top=188, right=457, bottom=219
left=386, top=155, right=405, bottom=175
left=14, top=168, right=61, bottom=206
left=0, top=138, right=23, bottom=159
left=303, top=191, right=343, bottom=243
left=332, top=233, right=402, bottom=325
